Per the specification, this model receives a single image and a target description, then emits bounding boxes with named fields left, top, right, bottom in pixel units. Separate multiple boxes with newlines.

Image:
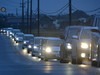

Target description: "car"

left=2, top=28, right=7, bottom=33
left=43, top=38, right=61, bottom=61
left=11, top=29, right=21, bottom=38
left=91, top=29, right=100, bottom=66
left=39, top=37, right=58, bottom=60
left=31, top=37, right=45, bottom=56
left=14, top=33, right=24, bottom=43
left=60, top=26, right=98, bottom=64
left=6, top=27, right=13, bottom=36
left=22, top=34, right=34, bottom=49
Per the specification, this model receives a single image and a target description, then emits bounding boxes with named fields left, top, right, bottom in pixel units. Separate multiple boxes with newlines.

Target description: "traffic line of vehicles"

left=0, top=26, right=100, bottom=67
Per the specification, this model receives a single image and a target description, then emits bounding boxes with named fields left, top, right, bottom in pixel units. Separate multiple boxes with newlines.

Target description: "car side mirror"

left=72, top=35, right=78, bottom=39
left=60, top=34, right=65, bottom=39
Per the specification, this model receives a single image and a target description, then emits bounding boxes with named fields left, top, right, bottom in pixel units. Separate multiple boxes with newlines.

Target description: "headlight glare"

left=16, top=38, right=19, bottom=40
left=66, top=43, right=72, bottom=49
left=46, top=47, right=51, bottom=52
left=34, top=46, right=38, bottom=49
left=81, top=53, right=85, bottom=57
left=28, top=45, right=32, bottom=48
left=81, top=43, right=88, bottom=49
left=24, top=41, right=26, bottom=44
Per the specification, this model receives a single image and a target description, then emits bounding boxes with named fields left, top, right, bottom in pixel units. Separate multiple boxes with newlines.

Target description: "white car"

left=43, top=38, right=61, bottom=61
left=14, top=33, right=24, bottom=43
left=91, top=29, right=100, bottom=66
left=6, top=27, right=13, bottom=36
left=12, top=29, right=21, bottom=38
left=31, top=37, right=45, bottom=56
left=22, top=34, right=34, bottom=49
left=39, top=37, right=58, bottom=59
left=60, top=26, right=98, bottom=64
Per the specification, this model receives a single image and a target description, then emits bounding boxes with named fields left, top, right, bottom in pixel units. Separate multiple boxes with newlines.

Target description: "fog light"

left=81, top=53, right=85, bottom=58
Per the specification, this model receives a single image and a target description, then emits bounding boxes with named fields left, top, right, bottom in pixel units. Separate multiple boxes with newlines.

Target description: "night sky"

left=0, top=0, right=100, bottom=15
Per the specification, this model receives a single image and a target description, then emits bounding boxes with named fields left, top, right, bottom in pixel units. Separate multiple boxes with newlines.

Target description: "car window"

left=80, top=29, right=91, bottom=39
left=34, top=39, right=40, bottom=44
left=41, top=39, right=48, bottom=46
left=24, top=36, right=33, bottom=40
left=47, top=40, right=60, bottom=46
left=68, top=28, right=81, bottom=38
left=17, top=34, right=23, bottom=37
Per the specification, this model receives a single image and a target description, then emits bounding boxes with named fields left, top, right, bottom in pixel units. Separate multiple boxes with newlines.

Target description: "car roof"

left=16, top=33, right=24, bottom=34
left=42, top=37, right=59, bottom=40
left=24, top=34, right=34, bottom=36
left=34, top=37, right=45, bottom=39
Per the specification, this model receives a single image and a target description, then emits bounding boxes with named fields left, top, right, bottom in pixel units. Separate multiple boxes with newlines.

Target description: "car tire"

left=44, top=58, right=48, bottom=61
left=72, top=58, right=76, bottom=64
left=77, top=57, right=82, bottom=64
left=22, top=47, right=24, bottom=49
left=16, top=41, right=17, bottom=43
left=60, top=59, right=64, bottom=63
left=27, top=50, right=30, bottom=53
left=41, top=58, right=44, bottom=60
left=91, top=61, right=97, bottom=66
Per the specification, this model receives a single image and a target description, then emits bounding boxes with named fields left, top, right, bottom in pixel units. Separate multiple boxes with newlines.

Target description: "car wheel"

left=72, top=58, right=76, bottom=64
left=77, top=57, right=82, bottom=64
left=60, top=59, right=64, bottom=63
left=44, top=58, right=48, bottom=61
left=91, top=61, right=97, bottom=66
left=41, top=58, right=44, bottom=60
left=27, top=50, right=30, bottom=53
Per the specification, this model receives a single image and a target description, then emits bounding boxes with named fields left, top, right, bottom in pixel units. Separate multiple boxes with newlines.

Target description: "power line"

left=58, top=5, right=69, bottom=15
left=40, top=3, right=69, bottom=14
left=71, top=5, right=100, bottom=13
left=85, top=7, right=100, bottom=12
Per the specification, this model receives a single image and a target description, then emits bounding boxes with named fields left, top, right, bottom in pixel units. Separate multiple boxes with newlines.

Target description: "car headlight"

left=24, top=41, right=26, bottom=44
left=28, top=45, right=32, bottom=48
left=3, top=30, right=5, bottom=32
left=16, top=38, right=19, bottom=40
left=81, top=53, right=85, bottom=57
left=46, top=47, right=51, bottom=52
left=10, top=32, right=12, bottom=34
left=81, top=43, right=88, bottom=49
left=66, top=43, right=72, bottom=49
left=34, top=46, right=38, bottom=49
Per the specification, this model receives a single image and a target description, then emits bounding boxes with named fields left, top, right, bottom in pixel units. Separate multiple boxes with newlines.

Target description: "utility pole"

left=20, top=0, right=25, bottom=33
left=38, top=0, right=40, bottom=36
left=27, top=0, right=29, bottom=33
left=69, top=0, right=71, bottom=26
left=16, top=8, right=18, bottom=29
left=30, top=0, right=32, bottom=34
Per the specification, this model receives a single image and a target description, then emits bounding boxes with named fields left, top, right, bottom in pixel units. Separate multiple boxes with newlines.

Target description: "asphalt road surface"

left=0, top=33, right=100, bottom=75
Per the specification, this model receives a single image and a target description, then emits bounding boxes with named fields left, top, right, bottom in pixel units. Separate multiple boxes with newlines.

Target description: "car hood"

left=47, top=46, right=60, bottom=51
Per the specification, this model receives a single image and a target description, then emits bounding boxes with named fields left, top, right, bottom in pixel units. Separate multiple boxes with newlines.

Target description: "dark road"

left=0, top=33, right=99, bottom=75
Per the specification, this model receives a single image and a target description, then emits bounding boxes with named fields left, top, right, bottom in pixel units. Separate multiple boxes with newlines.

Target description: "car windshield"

left=68, top=28, right=81, bottom=38
left=34, top=38, right=42, bottom=44
left=47, top=40, right=60, bottom=46
left=17, top=34, right=23, bottom=37
left=24, top=36, right=33, bottom=40
left=80, top=29, right=91, bottom=39
left=14, top=31, right=20, bottom=34
left=42, top=39, right=48, bottom=46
